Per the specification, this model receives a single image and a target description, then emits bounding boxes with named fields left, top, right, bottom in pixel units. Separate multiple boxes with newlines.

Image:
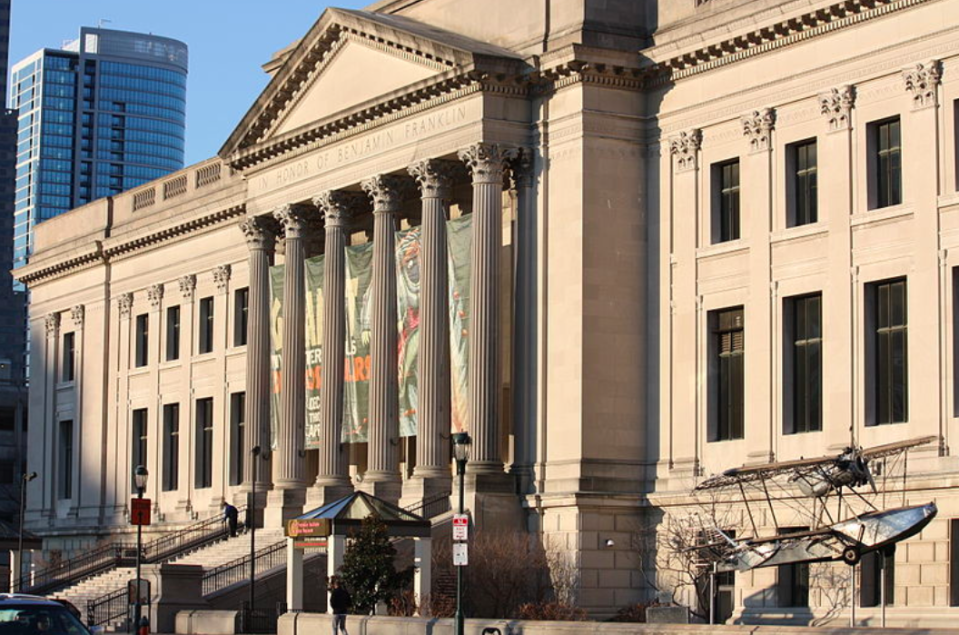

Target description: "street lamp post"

left=133, top=465, right=148, bottom=632
left=451, top=432, right=471, bottom=635
left=16, top=471, right=37, bottom=592
left=249, top=446, right=261, bottom=628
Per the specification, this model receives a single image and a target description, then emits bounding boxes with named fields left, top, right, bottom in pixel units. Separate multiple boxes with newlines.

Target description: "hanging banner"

left=396, top=226, right=421, bottom=437
left=447, top=214, right=472, bottom=433
left=344, top=243, right=374, bottom=442
left=304, top=256, right=325, bottom=449
left=268, top=264, right=285, bottom=450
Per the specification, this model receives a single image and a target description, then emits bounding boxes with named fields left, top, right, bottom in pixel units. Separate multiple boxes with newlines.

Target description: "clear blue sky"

left=9, top=0, right=369, bottom=165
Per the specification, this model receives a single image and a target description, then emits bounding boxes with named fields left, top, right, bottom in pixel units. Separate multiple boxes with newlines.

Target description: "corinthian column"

left=401, top=159, right=457, bottom=507
left=459, top=143, right=517, bottom=474
left=308, top=191, right=360, bottom=507
left=265, top=204, right=311, bottom=524
left=360, top=174, right=408, bottom=503
left=238, top=216, right=277, bottom=512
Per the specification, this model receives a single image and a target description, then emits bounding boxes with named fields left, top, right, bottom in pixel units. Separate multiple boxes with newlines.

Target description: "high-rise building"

left=9, top=27, right=188, bottom=375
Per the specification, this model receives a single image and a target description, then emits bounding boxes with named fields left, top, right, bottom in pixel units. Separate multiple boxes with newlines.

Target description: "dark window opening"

left=162, top=403, right=179, bottom=492
left=710, top=308, right=744, bottom=441
left=234, top=288, right=249, bottom=347
left=230, top=392, right=245, bottom=486
left=134, top=314, right=149, bottom=367
left=195, top=397, right=213, bottom=489
left=166, top=305, right=180, bottom=361
left=786, top=294, right=822, bottom=434
left=788, top=139, right=818, bottom=226
left=199, top=297, right=214, bottom=354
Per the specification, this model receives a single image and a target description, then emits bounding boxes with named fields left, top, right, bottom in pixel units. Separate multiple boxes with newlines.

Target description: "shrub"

left=517, top=602, right=587, bottom=622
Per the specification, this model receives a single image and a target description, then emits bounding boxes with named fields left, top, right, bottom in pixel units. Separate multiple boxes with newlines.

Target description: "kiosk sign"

left=286, top=518, right=331, bottom=538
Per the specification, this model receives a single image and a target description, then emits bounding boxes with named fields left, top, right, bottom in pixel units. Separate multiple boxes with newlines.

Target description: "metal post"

left=454, top=459, right=465, bottom=635
left=709, top=563, right=716, bottom=625
left=880, top=555, right=886, bottom=628
left=849, top=563, right=856, bottom=627
left=135, top=486, right=143, bottom=631
left=16, top=474, right=29, bottom=592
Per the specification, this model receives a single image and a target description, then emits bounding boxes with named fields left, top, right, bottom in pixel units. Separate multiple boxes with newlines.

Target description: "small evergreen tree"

left=338, top=514, right=412, bottom=614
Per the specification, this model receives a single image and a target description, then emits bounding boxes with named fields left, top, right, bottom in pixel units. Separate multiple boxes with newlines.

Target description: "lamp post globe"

left=451, top=432, right=470, bottom=635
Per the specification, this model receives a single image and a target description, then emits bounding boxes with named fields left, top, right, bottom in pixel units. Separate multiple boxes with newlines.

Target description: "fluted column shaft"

left=273, top=205, right=310, bottom=489
left=409, top=160, right=454, bottom=477
left=314, top=192, right=356, bottom=488
left=459, top=143, right=517, bottom=473
left=362, top=175, right=407, bottom=490
left=240, top=217, right=276, bottom=491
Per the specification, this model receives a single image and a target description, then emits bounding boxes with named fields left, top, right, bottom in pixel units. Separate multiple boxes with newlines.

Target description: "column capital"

left=362, top=174, right=410, bottom=213
left=178, top=274, right=197, bottom=300
left=510, top=147, right=534, bottom=189
left=313, top=190, right=364, bottom=228
left=741, top=108, right=775, bottom=153
left=239, top=215, right=279, bottom=251
left=117, top=293, right=134, bottom=319
left=147, top=284, right=164, bottom=310
left=213, top=265, right=232, bottom=293
left=45, top=313, right=60, bottom=338
left=668, top=129, right=702, bottom=172
left=70, top=305, right=85, bottom=329
left=902, top=60, right=941, bottom=109
left=458, top=143, right=518, bottom=184
left=409, top=159, right=459, bottom=198
left=273, top=203, right=314, bottom=239
left=819, top=85, right=855, bottom=132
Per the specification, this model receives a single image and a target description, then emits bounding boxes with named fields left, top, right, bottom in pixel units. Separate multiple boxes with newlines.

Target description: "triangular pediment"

left=220, top=8, right=524, bottom=161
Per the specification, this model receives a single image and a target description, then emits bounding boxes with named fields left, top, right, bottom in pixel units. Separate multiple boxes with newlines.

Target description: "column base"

left=400, top=472, right=452, bottom=515
left=264, top=487, right=306, bottom=528
left=357, top=472, right=402, bottom=505
left=305, top=480, right=354, bottom=510
left=456, top=471, right=523, bottom=533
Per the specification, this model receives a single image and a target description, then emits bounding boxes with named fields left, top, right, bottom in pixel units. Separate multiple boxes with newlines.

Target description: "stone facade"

left=13, top=0, right=959, bottom=624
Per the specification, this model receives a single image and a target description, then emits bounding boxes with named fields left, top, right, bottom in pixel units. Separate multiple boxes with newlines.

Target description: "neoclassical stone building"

left=14, top=0, right=959, bottom=623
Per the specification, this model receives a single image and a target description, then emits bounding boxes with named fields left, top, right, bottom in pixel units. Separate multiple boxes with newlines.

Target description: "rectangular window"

left=166, top=305, right=180, bottom=361
left=135, top=314, right=149, bottom=367
left=58, top=420, right=73, bottom=500
left=710, top=308, right=745, bottom=441
left=195, top=397, right=213, bottom=489
left=785, top=294, right=822, bottom=434
left=230, top=392, right=245, bottom=486
left=870, top=279, right=908, bottom=425
left=951, top=520, right=959, bottom=606
left=162, top=403, right=179, bottom=492
left=131, top=408, right=148, bottom=487
left=861, top=549, right=895, bottom=607
left=777, top=528, right=810, bottom=607
left=234, top=288, right=249, bottom=347
left=198, top=297, right=214, bottom=354
left=788, top=139, right=818, bottom=226
left=62, top=332, right=75, bottom=382
left=713, top=159, right=741, bottom=243
left=873, top=117, right=902, bottom=209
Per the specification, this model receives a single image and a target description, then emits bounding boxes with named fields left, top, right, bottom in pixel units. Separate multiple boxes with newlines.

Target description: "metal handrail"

left=406, top=491, right=451, bottom=520
left=142, top=505, right=246, bottom=563
left=202, top=540, right=286, bottom=596
left=86, top=586, right=127, bottom=628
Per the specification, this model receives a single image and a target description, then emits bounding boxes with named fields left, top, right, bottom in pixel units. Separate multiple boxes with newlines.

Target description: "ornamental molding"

left=104, top=205, right=246, bottom=263
left=510, top=148, right=535, bottom=189
left=458, top=143, right=519, bottom=185
left=408, top=159, right=460, bottom=198
left=70, top=305, right=85, bottom=328
left=273, top=204, right=316, bottom=239
left=741, top=108, right=775, bottom=153
left=669, top=129, right=702, bottom=173
left=361, top=174, right=412, bottom=213
left=239, top=215, right=279, bottom=252
left=902, top=60, right=941, bottom=109
left=45, top=313, right=60, bottom=337
left=819, top=85, right=855, bottom=132
left=147, top=284, right=165, bottom=309
left=117, top=293, right=134, bottom=319
left=313, top=190, right=365, bottom=229
left=213, top=265, right=232, bottom=293
left=179, top=275, right=197, bottom=300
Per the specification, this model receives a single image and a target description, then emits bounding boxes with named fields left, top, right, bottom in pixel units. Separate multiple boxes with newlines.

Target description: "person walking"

left=329, top=576, right=352, bottom=635
left=222, top=501, right=239, bottom=537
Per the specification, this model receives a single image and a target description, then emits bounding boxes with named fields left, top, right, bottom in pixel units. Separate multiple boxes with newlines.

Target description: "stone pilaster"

left=308, top=191, right=361, bottom=508
left=360, top=174, right=409, bottom=504
left=402, top=159, right=457, bottom=507
left=238, top=216, right=277, bottom=509
left=266, top=204, right=312, bottom=525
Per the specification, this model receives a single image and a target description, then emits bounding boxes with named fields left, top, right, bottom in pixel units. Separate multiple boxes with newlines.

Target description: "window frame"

left=785, top=293, right=823, bottom=434
left=162, top=403, right=179, bottom=492
left=61, top=331, right=75, bottom=382
left=195, top=397, right=213, bottom=489
left=134, top=313, right=149, bottom=367
left=870, top=117, right=903, bottom=209
left=198, top=296, right=214, bottom=355
left=867, top=278, right=908, bottom=426
left=57, top=420, right=73, bottom=500
left=709, top=307, right=745, bottom=442
left=131, top=408, right=148, bottom=488
left=712, top=159, right=741, bottom=243
left=787, top=138, right=818, bottom=227
left=165, top=305, right=180, bottom=362
left=229, top=392, right=245, bottom=486
left=234, top=287, right=249, bottom=348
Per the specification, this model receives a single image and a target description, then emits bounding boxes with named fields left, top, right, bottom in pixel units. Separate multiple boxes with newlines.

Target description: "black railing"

left=202, top=540, right=286, bottom=596
left=142, top=506, right=246, bottom=563
left=86, top=586, right=128, bottom=628
left=405, top=491, right=451, bottom=520
left=15, top=541, right=135, bottom=596
left=236, top=604, right=282, bottom=634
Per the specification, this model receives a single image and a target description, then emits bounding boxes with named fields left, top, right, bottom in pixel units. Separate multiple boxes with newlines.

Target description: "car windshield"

left=0, top=606, right=88, bottom=635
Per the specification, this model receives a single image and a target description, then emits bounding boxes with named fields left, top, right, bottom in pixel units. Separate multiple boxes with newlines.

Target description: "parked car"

left=0, top=595, right=101, bottom=635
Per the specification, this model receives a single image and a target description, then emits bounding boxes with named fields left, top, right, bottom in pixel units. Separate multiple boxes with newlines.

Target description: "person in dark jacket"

left=329, top=576, right=352, bottom=635
left=222, top=502, right=239, bottom=537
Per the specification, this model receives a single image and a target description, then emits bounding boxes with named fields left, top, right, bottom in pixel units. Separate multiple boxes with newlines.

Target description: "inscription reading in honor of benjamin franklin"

left=253, top=104, right=470, bottom=194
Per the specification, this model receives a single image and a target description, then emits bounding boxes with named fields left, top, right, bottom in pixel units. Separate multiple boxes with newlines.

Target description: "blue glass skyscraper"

left=11, top=27, right=189, bottom=283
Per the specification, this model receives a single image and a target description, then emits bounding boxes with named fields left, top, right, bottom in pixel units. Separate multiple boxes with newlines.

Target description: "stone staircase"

left=52, top=528, right=286, bottom=611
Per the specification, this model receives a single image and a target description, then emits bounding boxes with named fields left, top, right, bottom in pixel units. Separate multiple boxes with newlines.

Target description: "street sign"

left=452, top=513, right=469, bottom=541
left=130, top=498, right=151, bottom=526
left=453, top=542, right=468, bottom=566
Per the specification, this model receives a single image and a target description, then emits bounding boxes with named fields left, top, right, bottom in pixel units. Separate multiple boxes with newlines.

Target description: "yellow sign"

left=285, top=518, right=331, bottom=538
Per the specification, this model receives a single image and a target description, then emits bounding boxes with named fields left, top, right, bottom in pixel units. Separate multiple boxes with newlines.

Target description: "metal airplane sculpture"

left=690, top=436, right=938, bottom=572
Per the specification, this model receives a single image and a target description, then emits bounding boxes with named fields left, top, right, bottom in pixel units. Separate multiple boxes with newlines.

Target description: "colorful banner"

left=447, top=214, right=472, bottom=433
left=268, top=264, right=285, bottom=450
left=396, top=226, right=421, bottom=437
left=304, top=256, right=325, bottom=449
left=344, top=243, right=374, bottom=442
